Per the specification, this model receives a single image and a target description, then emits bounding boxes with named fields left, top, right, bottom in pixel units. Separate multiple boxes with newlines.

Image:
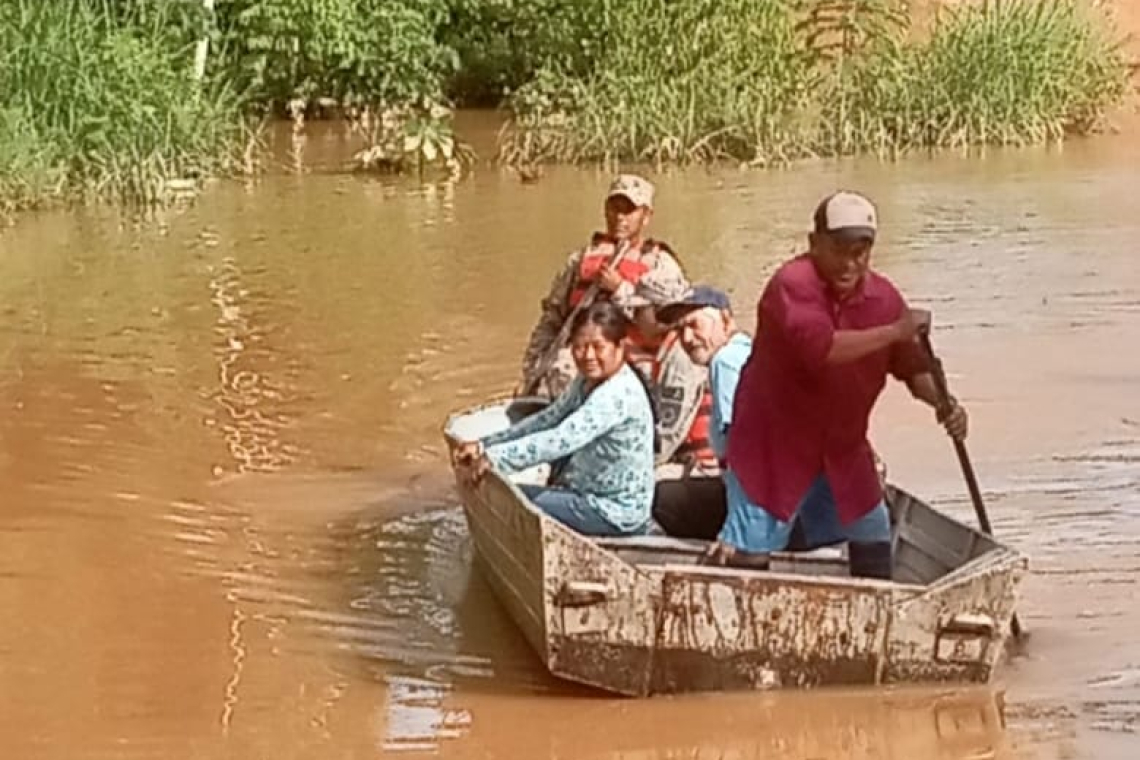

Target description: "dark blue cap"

left=657, top=285, right=732, bottom=324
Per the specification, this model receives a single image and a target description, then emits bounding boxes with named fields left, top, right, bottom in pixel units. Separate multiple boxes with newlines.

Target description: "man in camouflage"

left=622, top=288, right=712, bottom=466
left=518, top=174, right=689, bottom=398
left=651, top=330, right=712, bottom=471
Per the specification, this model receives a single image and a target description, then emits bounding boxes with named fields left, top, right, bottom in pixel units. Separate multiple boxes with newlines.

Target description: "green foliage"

left=795, top=0, right=911, bottom=153
left=0, top=0, right=1131, bottom=214
left=875, top=0, right=1130, bottom=148
left=0, top=0, right=247, bottom=208
left=499, top=0, right=1131, bottom=165
left=211, top=0, right=459, bottom=111
left=348, top=99, right=475, bottom=175
left=797, top=0, right=910, bottom=64
left=441, top=0, right=606, bottom=106
left=210, top=0, right=473, bottom=174
left=0, top=106, right=65, bottom=217
left=500, top=0, right=815, bottom=166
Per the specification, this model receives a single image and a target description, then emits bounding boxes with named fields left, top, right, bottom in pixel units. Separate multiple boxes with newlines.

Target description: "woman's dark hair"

left=569, top=299, right=630, bottom=344
left=569, top=301, right=661, bottom=453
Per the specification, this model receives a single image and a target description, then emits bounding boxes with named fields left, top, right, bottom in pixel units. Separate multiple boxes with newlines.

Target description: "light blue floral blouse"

left=479, top=364, right=655, bottom=532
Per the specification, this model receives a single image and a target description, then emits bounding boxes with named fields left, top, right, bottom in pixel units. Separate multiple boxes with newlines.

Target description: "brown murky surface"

left=2, top=115, right=1139, bottom=759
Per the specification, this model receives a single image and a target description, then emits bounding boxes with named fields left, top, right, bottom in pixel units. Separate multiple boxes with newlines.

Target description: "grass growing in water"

left=0, top=0, right=248, bottom=213
left=0, top=0, right=1130, bottom=216
left=500, top=0, right=816, bottom=167
left=499, top=0, right=1131, bottom=166
left=845, top=0, right=1131, bottom=151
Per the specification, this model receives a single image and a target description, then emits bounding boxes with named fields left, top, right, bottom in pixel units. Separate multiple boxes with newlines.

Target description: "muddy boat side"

left=443, top=398, right=1029, bottom=697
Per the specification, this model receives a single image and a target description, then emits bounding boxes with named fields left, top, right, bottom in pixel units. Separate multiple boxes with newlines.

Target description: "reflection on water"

left=2, top=119, right=1140, bottom=759
left=207, top=255, right=300, bottom=475
left=381, top=675, right=469, bottom=752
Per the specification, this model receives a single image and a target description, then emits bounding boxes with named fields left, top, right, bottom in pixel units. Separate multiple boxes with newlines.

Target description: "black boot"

left=848, top=541, right=893, bottom=580
left=784, top=517, right=809, bottom=551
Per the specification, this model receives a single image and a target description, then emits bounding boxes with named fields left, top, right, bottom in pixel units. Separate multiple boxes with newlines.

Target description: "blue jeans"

left=719, top=471, right=891, bottom=553
left=518, top=485, right=635, bottom=537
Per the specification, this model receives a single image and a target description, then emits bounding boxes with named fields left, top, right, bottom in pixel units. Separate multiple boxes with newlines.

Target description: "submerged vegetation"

left=0, top=0, right=1131, bottom=215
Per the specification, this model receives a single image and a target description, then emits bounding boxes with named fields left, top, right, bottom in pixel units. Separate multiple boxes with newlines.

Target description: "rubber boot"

left=784, top=517, right=809, bottom=552
left=848, top=541, right=893, bottom=580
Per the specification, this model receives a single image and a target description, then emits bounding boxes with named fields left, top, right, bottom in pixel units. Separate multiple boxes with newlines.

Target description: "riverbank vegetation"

left=0, top=1, right=247, bottom=215
left=0, top=0, right=1130, bottom=215
left=1, top=0, right=469, bottom=215
left=499, top=0, right=1132, bottom=165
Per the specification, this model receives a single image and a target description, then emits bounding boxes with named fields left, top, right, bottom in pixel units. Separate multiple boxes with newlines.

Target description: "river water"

left=1, top=115, right=1138, bottom=759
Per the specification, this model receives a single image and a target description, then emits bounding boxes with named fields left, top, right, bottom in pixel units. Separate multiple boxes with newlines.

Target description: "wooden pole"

left=919, top=329, right=1024, bottom=639
left=193, top=0, right=216, bottom=81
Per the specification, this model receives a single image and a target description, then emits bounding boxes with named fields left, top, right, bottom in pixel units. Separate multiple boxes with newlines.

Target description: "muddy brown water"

left=1, top=114, right=1138, bottom=759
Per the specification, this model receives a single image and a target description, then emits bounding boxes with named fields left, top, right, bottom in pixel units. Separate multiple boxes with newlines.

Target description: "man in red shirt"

left=712, top=191, right=969, bottom=578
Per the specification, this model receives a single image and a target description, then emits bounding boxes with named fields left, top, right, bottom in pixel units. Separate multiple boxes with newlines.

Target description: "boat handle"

left=555, top=581, right=610, bottom=607
left=939, top=613, right=996, bottom=638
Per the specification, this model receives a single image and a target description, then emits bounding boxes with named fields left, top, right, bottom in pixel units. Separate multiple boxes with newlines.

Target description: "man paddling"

left=657, top=285, right=895, bottom=549
left=714, top=191, right=969, bottom=578
left=518, top=174, right=688, bottom=398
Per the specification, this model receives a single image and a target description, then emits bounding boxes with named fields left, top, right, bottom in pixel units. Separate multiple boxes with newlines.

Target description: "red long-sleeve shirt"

left=726, top=255, right=928, bottom=523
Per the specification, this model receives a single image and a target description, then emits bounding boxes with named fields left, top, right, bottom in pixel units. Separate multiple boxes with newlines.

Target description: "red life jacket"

left=569, top=235, right=667, bottom=353
left=624, top=326, right=658, bottom=379
left=652, top=333, right=717, bottom=466
left=567, top=236, right=653, bottom=308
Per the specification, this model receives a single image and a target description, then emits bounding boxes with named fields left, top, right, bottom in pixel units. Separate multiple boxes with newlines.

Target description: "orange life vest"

left=567, top=236, right=653, bottom=308
left=652, top=333, right=717, bottom=466
left=624, top=327, right=658, bottom=379
left=568, top=235, right=668, bottom=354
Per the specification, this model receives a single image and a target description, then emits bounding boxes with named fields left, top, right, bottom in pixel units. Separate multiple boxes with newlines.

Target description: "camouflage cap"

left=606, top=174, right=655, bottom=209
left=626, top=276, right=690, bottom=309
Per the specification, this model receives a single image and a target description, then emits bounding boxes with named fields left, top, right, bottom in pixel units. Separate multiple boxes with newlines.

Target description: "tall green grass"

left=0, top=0, right=248, bottom=212
left=858, top=0, right=1131, bottom=150
left=500, top=0, right=816, bottom=167
left=1, top=0, right=1130, bottom=216
left=499, top=0, right=1131, bottom=166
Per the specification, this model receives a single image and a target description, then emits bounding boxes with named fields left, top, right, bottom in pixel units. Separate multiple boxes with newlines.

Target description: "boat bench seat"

left=593, top=534, right=848, bottom=566
left=594, top=534, right=708, bottom=554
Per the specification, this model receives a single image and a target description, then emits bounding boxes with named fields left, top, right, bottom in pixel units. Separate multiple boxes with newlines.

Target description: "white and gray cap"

left=812, top=191, right=878, bottom=242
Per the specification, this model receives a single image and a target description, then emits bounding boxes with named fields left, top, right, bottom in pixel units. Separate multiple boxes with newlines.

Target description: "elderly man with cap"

left=518, top=174, right=689, bottom=398
left=706, top=190, right=969, bottom=577
left=651, top=285, right=750, bottom=538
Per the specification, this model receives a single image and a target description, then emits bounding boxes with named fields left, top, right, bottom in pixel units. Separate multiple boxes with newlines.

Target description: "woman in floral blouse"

left=453, top=301, right=657, bottom=536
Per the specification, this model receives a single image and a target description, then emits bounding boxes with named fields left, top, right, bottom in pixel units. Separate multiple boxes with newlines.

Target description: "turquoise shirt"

left=708, top=332, right=753, bottom=460
left=479, top=364, right=655, bottom=531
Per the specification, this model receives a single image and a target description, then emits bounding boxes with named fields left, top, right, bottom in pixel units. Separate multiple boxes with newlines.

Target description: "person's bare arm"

left=905, top=371, right=969, bottom=440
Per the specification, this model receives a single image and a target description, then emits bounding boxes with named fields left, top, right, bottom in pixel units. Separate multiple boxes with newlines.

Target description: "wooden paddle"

left=522, top=238, right=630, bottom=397
left=918, top=326, right=1025, bottom=639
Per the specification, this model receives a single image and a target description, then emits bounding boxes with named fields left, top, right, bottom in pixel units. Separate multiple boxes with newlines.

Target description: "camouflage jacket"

left=651, top=336, right=710, bottom=467
left=520, top=235, right=688, bottom=387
